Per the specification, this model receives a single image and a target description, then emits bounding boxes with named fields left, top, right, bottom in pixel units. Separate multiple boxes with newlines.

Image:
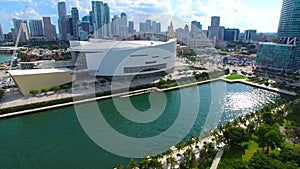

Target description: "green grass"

left=287, top=103, right=300, bottom=126
left=219, top=140, right=259, bottom=166
left=225, top=74, right=246, bottom=80
left=242, top=140, right=259, bottom=161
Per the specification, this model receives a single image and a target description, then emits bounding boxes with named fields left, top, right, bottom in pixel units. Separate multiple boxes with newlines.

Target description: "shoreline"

left=0, top=77, right=296, bottom=119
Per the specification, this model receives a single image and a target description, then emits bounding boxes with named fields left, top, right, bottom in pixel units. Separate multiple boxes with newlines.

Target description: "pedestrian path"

left=210, top=147, right=224, bottom=169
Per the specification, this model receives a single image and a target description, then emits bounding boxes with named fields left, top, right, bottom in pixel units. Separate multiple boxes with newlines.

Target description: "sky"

left=0, top=0, right=283, bottom=34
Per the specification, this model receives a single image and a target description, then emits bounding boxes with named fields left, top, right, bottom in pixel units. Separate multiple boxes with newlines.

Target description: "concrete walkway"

left=210, top=147, right=224, bottom=169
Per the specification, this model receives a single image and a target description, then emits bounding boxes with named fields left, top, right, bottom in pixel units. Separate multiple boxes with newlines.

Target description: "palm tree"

left=114, top=164, right=123, bottom=169
left=127, top=159, right=139, bottom=169
left=283, top=119, right=292, bottom=134
left=245, top=113, right=251, bottom=123
left=166, top=157, right=176, bottom=169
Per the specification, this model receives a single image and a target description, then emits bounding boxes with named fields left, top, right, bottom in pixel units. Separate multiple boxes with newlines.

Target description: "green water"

left=0, top=81, right=284, bottom=169
left=0, top=54, right=11, bottom=64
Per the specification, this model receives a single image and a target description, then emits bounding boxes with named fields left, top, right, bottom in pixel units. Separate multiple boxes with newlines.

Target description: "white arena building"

left=69, top=39, right=177, bottom=76
left=8, top=39, right=176, bottom=96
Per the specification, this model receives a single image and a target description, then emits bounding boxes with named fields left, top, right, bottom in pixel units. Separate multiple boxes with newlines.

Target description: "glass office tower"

left=257, top=0, right=300, bottom=72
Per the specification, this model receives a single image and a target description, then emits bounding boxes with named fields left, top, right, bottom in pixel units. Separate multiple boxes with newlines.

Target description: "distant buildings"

left=190, top=21, right=202, bottom=38
left=0, top=23, right=4, bottom=42
left=244, top=29, right=257, bottom=42
left=224, top=28, right=240, bottom=42
left=257, top=0, right=300, bottom=72
left=29, top=20, right=44, bottom=38
left=58, top=1, right=67, bottom=41
left=111, top=12, right=128, bottom=38
left=71, top=7, right=79, bottom=40
left=128, top=21, right=135, bottom=34
left=1, top=0, right=279, bottom=45
left=208, top=16, right=224, bottom=41
left=43, top=17, right=57, bottom=41
left=92, top=1, right=110, bottom=38
left=167, top=22, right=175, bottom=40
left=12, top=18, right=30, bottom=42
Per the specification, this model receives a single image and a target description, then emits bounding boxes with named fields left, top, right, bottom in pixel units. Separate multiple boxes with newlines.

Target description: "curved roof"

left=69, top=39, right=177, bottom=52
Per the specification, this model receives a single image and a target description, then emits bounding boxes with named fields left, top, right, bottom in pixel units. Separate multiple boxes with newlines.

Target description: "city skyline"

left=0, top=0, right=282, bottom=34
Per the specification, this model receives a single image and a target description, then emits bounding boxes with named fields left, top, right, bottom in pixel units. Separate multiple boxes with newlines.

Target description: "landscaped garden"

left=225, top=74, right=247, bottom=80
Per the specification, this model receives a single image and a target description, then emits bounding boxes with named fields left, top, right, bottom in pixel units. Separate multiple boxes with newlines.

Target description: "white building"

left=9, top=68, right=74, bottom=95
left=69, top=39, right=176, bottom=76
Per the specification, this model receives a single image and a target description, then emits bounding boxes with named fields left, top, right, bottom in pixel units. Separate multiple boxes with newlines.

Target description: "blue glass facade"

left=277, top=0, right=300, bottom=39
left=257, top=43, right=300, bottom=71
left=257, top=0, right=300, bottom=72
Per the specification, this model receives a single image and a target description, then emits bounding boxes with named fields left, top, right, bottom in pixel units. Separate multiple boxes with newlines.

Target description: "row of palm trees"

left=120, top=97, right=295, bottom=169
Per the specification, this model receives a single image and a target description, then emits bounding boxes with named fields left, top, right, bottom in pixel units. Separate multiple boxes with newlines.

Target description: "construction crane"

left=9, top=6, right=29, bottom=70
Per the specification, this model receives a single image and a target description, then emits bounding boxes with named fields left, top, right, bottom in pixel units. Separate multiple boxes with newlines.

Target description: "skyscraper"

left=71, top=7, right=79, bottom=40
left=128, top=21, right=134, bottom=34
left=208, top=16, right=224, bottom=40
left=244, top=29, right=257, bottom=42
left=224, top=28, right=240, bottom=42
left=29, top=19, right=44, bottom=37
left=13, top=18, right=30, bottom=42
left=0, top=23, right=4, bottom=41
left=257, top=0, right=300, bottom=72
left=58, top=1, right=67, bottom=41
left=190, top=21, right=202, bottom=38
left=43, top=17, right=56, bottom=41
left=92, top=1, right=110, bottom=38
left=277, top=0, right=300, bottom=39
left=211, top=16, right=220, bottom=27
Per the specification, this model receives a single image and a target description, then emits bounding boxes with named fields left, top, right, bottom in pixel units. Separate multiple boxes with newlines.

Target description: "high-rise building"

left=218, top=26, right=225, bottom=41
left=0, top=23, right=4, bottom=41
left=152, top=21, right=161, bottom=34
left=191, top=21, right=202, bottom=34
left=71, top=7, right=79, bottom=40
left=257, top=0, right=300, bottom=72
left=167, top=21, right=175, bottom=40
left=211, top=16, right=220, bottom=27
left=58, top=1, right=67, bottom=41
left=139, top=22, right=147, bottom=32
left=51, top=25, right=57, bottom=41
left=92, top=1, right=110, bottom=38
left=43, top=17, right=56, bottom=41
left=13, top=18, right=30, bottom=42
left=119, top=12, right=128, bottom=38
left=208, top=16, right=224, bottom=40
left=224, top=28, right=240, bottom=42
left=128, top=21, right=134, bottom=34
left=145, top=20, right=152, bottom=32
left=244, top=29, right=257, bottom=42
left=277, top=0, right=300, bottom=39
left=89, top=11, right=94, bottom=34
left=111, top=13, right=128, bottom=38
left=184, top=24, right=189, bottom=34
left=29, top=19, right=44, bottom=38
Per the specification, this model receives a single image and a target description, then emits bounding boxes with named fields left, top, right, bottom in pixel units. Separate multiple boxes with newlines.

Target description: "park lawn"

left=242, top=140, right=259, bottom=161
left=225, top=74, right=246, bottom=80
left=219, top=140, right=259, bottom=165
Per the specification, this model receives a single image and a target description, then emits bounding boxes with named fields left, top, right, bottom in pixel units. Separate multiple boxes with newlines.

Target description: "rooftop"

left=8, top=68, right=72, bottom=76
left=69, top=39, right=176, bottom=52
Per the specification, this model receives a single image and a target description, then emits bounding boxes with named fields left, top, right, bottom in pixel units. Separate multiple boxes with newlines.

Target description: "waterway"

left=0, top=81, right=285, bottom=169
left=0, top=54, right=11, bottom=64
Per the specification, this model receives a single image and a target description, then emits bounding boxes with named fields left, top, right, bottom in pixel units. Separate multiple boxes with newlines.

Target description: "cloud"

left=14, top=7, right=42, bottom=19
